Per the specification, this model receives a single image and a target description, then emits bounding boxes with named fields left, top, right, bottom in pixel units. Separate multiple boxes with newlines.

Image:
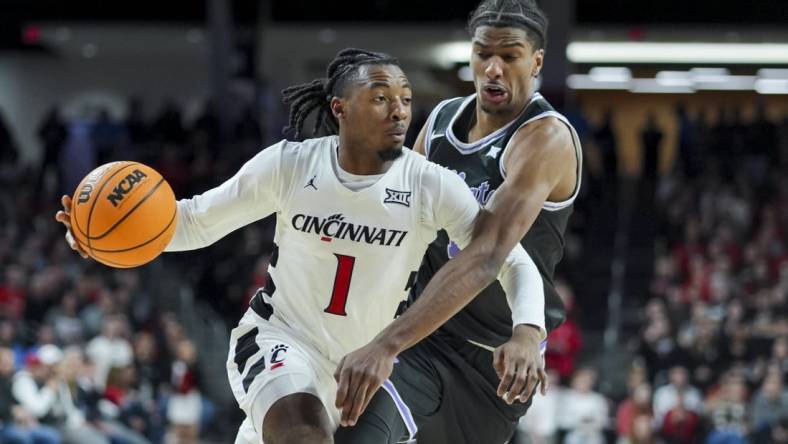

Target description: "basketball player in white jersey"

left=56, top=49, right=546, bottom=444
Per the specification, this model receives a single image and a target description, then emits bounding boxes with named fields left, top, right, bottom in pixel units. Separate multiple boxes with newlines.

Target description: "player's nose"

left=485, top=58, right=503, bottom=80
left=390, top=99, right=409, bottom=121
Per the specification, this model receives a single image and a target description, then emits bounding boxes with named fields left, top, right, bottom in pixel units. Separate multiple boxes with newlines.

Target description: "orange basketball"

left=70, top=161, right=177, bottom=268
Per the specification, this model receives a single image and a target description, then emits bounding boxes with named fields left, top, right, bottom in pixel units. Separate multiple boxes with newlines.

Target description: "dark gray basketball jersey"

left=411, top=93, right=582, bottom=347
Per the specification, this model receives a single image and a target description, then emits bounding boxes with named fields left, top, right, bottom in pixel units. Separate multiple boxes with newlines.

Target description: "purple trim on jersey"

left=541, top=340, right=547, bottom=353
left=381, top=379, right=417, bottom=442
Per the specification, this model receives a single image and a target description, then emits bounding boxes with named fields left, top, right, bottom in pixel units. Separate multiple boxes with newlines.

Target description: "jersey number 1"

left=324, top=254, right=355, bottom=316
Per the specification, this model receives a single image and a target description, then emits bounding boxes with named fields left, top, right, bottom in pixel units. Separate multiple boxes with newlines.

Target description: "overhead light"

left=694, top=75, right=756, bottom=91
left=757, top=69, right=788, bottom=79
left=567, top=42, right=788, bottom=64
left=567, top=74, right=629, bottom=90
left=656, top=71, right=692, bottom=80
left=655, top=71, right=693, bottom=87
left=630, top=79, right=694, bottom=94
left=689, top=67, right=731, bottom=83
left=755, top=79, right=788, bottom=94
left=457, top=66, right=473, bottom=82
left=589, top=67, right=631, bottom=82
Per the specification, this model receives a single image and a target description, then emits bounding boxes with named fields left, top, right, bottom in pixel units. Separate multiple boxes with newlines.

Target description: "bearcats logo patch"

left=270, top=344, right=288, bottom=370
left=384, top=188, right=412, bottom=207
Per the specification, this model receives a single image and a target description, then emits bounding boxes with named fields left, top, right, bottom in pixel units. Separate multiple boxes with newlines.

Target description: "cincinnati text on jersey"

left=291, top=213, right=408, bottom=247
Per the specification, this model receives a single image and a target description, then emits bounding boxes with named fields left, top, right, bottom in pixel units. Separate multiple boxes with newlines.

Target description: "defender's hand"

left=54, top=195, right=88, bottom=258
left=494, top=324, right=548, bottom=404
left=334, top=341, right=395, bottom=427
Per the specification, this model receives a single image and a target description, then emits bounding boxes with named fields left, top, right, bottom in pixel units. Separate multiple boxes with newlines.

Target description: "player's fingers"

left=516, top=365, right=539, bottom=404
left=62, top=195, right=72, bottom=211
left=492, top=347, right=505, bottom=378
left=335, top=365, right=350, bottom=409
left=55, top=211, right=71, bottom=227
left=340, top=372, right=364, bottom=426
left=496, top=362, right=515, bottom=398
left=506, top=361, right=529, bottom=404
left=347, top=379, right=371, bottom=426
left=538, top=367, right=549, bottom=396
left=357, top=384, right=381, bottom=424
left=64, top=231, right=88, bottom=258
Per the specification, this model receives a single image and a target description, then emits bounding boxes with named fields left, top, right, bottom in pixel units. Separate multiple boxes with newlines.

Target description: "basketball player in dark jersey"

left=333, top=1, right=582, bottom=443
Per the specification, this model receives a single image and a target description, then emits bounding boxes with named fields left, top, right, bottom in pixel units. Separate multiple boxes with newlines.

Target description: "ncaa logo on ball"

left=106, top=169, right=149, bottom=207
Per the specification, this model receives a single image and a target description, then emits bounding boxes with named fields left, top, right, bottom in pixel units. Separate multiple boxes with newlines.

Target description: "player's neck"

left=337, top=143, right=392, bottom=176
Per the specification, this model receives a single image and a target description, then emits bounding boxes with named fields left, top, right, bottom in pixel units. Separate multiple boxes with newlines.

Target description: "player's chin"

left=479, top=102, right=512, bottom=115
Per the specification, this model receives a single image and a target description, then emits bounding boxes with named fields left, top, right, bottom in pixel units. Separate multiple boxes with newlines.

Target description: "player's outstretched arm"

left=334, top=118, right=575, bottom=424
left=165, top=141, right=288, bottom=252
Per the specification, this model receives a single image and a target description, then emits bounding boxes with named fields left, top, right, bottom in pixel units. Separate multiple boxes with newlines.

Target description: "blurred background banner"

left=0, top=1, right=786, bottom=443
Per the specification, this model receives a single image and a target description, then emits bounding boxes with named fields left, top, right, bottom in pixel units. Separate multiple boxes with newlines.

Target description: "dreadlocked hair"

left=281, top=48, right=399, bottom=140
left=468, top=0, right=548, bottom=50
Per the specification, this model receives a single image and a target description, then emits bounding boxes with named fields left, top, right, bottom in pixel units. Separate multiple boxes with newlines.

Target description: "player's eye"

left=503, top=55, right=519, bottom=62
left=476, top=52, right=491, bottom=60
left=374, top=96, right=386, bottom=103
left=402, top=97, right=413, bottom=106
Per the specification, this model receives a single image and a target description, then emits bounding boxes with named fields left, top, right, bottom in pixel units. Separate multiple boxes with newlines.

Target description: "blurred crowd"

left=0, top=98, right=276, bottom=444
left=518, top=103, right=788, bottom=444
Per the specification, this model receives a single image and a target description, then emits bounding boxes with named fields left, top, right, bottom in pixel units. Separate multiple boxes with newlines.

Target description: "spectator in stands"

left=641, top=112, right=664, bottom=194
left=45, top=292, right=85, bottom=346
left=86, top=316, right=134, bottom=389
left=546, top=282, right=583, bottom=380
left=751, top=370, right=788, bottom=433
left=0, top=107, right=18, bottom=167
left=617, top=383, right=654, bottom=440
left=91, top=108, right=123, bottom=166
left=12, top=345, right=106, bottom=444
left=660, top=392, right=700, bottom=444
left=0, top=346, right=61, bottom=444
left=704, top=372, right=749, bottom=444
left=653, top=366, right=703, bottom=427
left=594, top=109, right=618, bottom=189
left=36, top=106, right=68, bottom=199
left=0, top=264, right=26, bottom=321
left=558, top=367, right=609, bottom=444
left=517, top=369, right=561, bottom=444
left=165, top=340, right=201, bottom=444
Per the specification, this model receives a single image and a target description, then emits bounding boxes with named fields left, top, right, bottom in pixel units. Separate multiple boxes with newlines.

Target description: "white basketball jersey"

left=167, top=136, right=484, bottom=362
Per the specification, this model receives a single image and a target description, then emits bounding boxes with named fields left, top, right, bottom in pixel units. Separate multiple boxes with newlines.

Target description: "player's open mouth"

left=482, top=84, right=508, bottom=104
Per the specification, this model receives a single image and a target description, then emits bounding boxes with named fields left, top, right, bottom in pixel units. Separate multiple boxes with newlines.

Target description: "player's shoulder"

left=512, top=114, right=574, bottom=155
left=401, top=146, right=441, bottom=173
left=405, top=148, right=464, bottom=188
left=277, top=135, right=336, bottom=158
left=258, top=135, right=336, bottom=170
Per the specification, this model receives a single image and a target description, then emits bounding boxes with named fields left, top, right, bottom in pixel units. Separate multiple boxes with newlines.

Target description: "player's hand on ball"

left=494, top=324, right=548, bottom=405
left=334, top=341, right=395, bottom=427
left=54, top=195, right=88, bottom=259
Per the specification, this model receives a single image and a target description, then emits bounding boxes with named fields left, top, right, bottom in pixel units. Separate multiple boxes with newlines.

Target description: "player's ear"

left=330, top=97, right=345, bottom=119
left=531, top=49, right=545, bottom=78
